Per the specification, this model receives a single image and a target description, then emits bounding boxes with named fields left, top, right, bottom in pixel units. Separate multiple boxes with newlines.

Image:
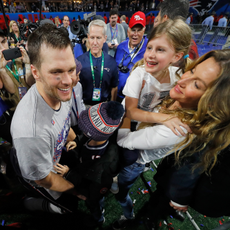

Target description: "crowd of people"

left=2, top=0, right=159, bottom=13
left=1, top=0, right=230, bottom=230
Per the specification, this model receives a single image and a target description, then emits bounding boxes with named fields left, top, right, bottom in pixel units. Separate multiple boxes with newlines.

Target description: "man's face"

left=110, top=14, right=118, bottom=27
left=128, top=24, right=145, bottom=48
left=63, top=16, right=70, bottom=28
left=88, top=25, right=107, bottom=57
left=0, top=36, right=9, bottom=50
left=33, top=45, right=76, bottom=106
left=154, top=10, right=165, bottom=28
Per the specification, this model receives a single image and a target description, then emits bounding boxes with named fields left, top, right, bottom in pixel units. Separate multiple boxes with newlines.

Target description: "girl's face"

left=170, top=57, right=220, bottom=109
left=144, top=34, right=181, bottom=78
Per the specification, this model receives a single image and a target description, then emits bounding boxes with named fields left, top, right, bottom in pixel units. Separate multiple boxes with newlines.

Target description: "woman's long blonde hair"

left=140, top=49, right=230, bottom=174
left=171, top=49, right=230, bottom=174
left=54, top=17, right=60, bottom=27
left=132, top=18, right=192, bottom=77
left=9, top=20, right=18, bottom=33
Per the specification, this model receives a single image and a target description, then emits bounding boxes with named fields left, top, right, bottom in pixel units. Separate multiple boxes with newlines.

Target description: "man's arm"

left=35, top=171, right=86, bottom=200
left=111, top=86, right=117, bottom=101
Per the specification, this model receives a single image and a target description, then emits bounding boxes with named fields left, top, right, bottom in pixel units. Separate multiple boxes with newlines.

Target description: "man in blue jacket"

left=115, top=11, right=148, bottom=102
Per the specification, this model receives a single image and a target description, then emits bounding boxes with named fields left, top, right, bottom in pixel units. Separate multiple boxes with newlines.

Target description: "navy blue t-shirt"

left=77, top=51, right=119, bottom=105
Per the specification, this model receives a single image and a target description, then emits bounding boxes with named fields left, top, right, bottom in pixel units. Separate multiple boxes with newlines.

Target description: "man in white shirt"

left=209, top=13, right=228, bottom=45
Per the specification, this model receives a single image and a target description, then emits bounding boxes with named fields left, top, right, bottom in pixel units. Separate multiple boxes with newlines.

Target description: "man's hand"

left=108, top=42, right=115, bottom=48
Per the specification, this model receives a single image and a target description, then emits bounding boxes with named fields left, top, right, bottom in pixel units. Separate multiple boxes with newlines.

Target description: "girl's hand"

left=53, top=163, right=69, bottom=177
left=169, top=201, right=188, bottom=212
left=66, top=140, right=77, bottom=151
left=158, top=114, right=192, bottom=136
left=19, top=46, right=30, bottom=64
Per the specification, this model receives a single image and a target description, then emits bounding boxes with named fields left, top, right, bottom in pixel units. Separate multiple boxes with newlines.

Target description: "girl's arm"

left=125, top=96, right=191, bottom=136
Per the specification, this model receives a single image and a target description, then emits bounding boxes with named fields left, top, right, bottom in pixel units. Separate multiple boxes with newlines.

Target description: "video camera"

left=70, top=12, right=97, bottom=45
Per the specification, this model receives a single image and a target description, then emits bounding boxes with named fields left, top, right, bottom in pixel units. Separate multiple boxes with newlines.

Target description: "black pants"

left=143, top=188, right=176, bottom=222
left=0, top=110, right=14, bottom=144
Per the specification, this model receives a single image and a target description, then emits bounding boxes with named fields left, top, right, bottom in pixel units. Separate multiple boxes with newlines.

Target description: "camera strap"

left=5, top=59, right=20, bottom=83
left=89, top=51, right=104, bottom=89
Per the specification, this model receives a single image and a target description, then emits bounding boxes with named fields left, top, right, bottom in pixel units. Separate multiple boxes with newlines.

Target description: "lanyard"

left=110, top=24, right=118, bottom=40
left=5, top=59, right=20, bottom=83
left=15, top=34, right=21, bottom=42
left=89, top=51, right=104, bottom=89
left=72, top=88, right=79, bottom=120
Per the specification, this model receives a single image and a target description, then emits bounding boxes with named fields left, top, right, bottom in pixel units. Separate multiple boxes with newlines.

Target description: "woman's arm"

left=125, top=96, right=190, bottom=136
left=117, top=121, right=186, bottom=150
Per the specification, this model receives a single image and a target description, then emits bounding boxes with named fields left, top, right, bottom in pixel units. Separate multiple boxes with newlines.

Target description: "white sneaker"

left=110, top=176, right=119, bottom=194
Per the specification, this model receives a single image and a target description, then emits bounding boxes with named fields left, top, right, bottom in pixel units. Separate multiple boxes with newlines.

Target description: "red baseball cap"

left=129, top=11, right=146, bottom=28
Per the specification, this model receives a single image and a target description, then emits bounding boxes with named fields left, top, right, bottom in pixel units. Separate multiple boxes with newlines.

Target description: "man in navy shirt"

left=77, top=19, right=118, bottom=107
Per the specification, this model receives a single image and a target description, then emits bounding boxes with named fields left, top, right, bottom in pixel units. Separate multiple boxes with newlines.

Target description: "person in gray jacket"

left=106, top=9, right=126, bottom=57
left=120, top=15, right=128, bottom=38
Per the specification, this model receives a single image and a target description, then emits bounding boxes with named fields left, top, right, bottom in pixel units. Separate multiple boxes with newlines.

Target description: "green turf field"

left=0, top=161, right=229, bottom=230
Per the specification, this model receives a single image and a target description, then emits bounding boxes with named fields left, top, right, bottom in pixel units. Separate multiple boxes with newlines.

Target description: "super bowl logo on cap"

left=134, top=15, right=143, bottom=21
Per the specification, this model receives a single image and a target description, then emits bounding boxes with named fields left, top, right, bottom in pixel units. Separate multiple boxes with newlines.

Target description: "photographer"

left=8, top=20, right=24, bottom=47
left=0, top=29, right=34, bottom=107
left=115, top=12, right=148, bottom=102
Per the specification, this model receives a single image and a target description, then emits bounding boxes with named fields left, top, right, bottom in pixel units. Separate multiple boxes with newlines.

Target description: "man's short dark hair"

left=28, top=24, right=71, bottom=69
left=110, top=9, right=119, bottom=17
left=158, top=0, right=189, bottom=21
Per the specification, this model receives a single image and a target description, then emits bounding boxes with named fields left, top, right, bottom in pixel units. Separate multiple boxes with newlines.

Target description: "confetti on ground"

left=219, top=220, right=223, bottom=225
left=151, top=168, right=154, bottom=171
left=147, top=181, right=152, bottom=187
left=170, top=215, right=173, bottom=219
left=159, top=222, right=162, bottom=227
left=137, top=191, right=140, bottom=194
left=200, top=224, right=204, bottom=227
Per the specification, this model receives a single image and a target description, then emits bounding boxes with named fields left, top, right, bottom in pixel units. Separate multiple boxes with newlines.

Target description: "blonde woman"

left=113, top=49, right=229, bottom=229
left=54, top=16, right=60, bottom=27
left=8, top=20, right=24, bottom=46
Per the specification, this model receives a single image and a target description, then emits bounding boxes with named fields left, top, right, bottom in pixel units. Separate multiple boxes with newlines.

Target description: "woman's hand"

left=66, top=140, right=77, bottom=151
left=0, top=50, right=10, bottom=69
left=158, top=113, right=192, bottom=136
left=169, top=201, right=188, bottom=212
left=53, top=163, right=69, bottom=177
left=19, top=46, right=30, bottom=64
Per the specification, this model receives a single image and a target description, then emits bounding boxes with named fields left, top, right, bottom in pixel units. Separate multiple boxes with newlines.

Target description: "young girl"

left=123, top=19, right=192, bottom=136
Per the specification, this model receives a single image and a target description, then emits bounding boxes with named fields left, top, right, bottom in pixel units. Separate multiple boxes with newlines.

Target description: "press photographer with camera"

left=115, top=11, right=148, bottom=102
left=77, top=19, right=118, bottom=107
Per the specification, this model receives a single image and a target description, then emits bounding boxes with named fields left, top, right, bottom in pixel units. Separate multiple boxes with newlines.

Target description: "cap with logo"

left=78, top=101, right=125, bottom=141
left=129, top=11, right=146, bottom=28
